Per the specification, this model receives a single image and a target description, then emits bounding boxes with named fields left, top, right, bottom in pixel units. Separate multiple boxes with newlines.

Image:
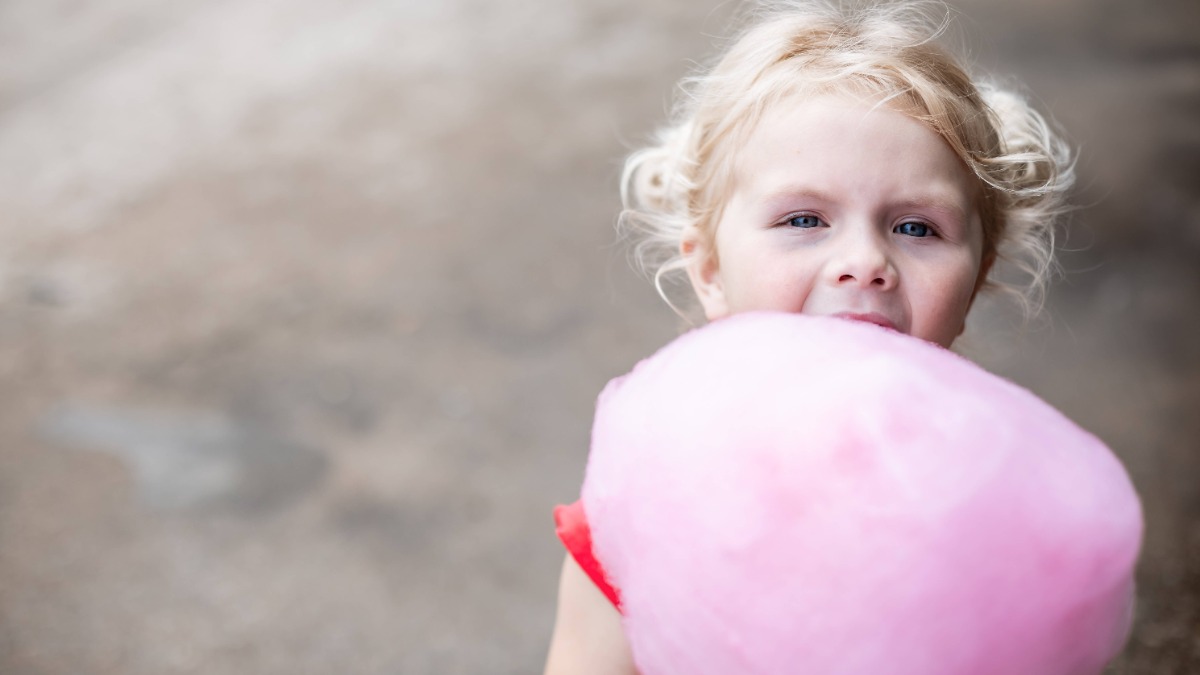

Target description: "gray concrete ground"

left=0, top=0, right=1196, bottom=673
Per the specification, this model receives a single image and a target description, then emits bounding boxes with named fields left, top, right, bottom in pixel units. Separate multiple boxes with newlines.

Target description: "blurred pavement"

left=0, top=0, right=1197, bottom=672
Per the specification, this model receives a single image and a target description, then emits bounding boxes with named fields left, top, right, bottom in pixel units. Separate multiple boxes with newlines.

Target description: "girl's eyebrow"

left=757, top=186, right=837, bottom=208
left=758, top=186, right=970, bottom=223
left=891, top=197, right=970, bottom=223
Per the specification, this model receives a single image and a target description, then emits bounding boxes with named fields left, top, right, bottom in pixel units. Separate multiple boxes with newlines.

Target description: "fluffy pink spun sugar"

left=582, top=312, right=1142, bottom=675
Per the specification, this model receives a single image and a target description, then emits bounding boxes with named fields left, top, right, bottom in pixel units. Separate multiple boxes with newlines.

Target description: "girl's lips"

left=831, top=312, right=900, bottom=333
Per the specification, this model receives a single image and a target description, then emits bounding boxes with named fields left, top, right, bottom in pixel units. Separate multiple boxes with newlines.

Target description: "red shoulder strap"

left=554, top=500, right=623, bottom=612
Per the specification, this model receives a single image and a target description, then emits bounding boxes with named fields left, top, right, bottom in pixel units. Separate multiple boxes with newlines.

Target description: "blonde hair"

left=620, top=0, right=1074, bottom=319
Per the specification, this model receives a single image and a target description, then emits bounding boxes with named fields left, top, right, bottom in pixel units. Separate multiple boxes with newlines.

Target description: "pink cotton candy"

left=582, top=312, right=1142, bottom=675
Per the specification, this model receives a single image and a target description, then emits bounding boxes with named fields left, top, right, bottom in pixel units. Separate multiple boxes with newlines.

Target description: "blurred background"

left=0, top=0, right=1196, bottom=672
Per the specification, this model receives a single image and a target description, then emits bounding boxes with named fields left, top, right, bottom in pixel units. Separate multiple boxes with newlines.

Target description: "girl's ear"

left=682, top=227, right=730, bottom=321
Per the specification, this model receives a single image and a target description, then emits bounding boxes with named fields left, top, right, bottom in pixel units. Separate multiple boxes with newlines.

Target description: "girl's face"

left=684, top=94, right=991, bottom=348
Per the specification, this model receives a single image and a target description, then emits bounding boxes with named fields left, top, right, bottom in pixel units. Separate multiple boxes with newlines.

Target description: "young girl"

left=546, top=0, right=1075, bottom=671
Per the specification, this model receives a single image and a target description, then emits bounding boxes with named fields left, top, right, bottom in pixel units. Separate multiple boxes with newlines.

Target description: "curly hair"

left=619, top=0, right=1074, bottom=319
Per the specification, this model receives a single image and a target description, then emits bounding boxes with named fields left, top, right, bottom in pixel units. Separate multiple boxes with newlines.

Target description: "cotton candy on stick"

left=582, top=312, right=1142, bottom=675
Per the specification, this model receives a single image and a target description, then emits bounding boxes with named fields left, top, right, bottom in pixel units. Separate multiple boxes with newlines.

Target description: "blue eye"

left=786, top=214, right=824, bottom=228
left=895, top=221, right=933, bottom=237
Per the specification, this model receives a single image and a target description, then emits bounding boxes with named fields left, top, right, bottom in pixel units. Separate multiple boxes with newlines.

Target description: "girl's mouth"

left=831, top=312, right=900, bottom=333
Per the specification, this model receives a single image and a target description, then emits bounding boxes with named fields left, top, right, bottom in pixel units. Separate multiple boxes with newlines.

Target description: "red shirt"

left=554, top=499, right=623, bottom=612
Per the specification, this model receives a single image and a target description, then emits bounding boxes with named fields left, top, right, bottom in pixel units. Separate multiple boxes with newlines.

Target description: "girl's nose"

left=826, top=230, right=897, bottom=290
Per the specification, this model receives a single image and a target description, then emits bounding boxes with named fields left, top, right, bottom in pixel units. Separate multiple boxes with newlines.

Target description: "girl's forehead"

left=735, top=93, right=938, bottom=164
left=751, top=87, right=926, bottom=144
left=726, top=90, right=976, bottom=190
left=723, top=93, right=980, bottom=214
